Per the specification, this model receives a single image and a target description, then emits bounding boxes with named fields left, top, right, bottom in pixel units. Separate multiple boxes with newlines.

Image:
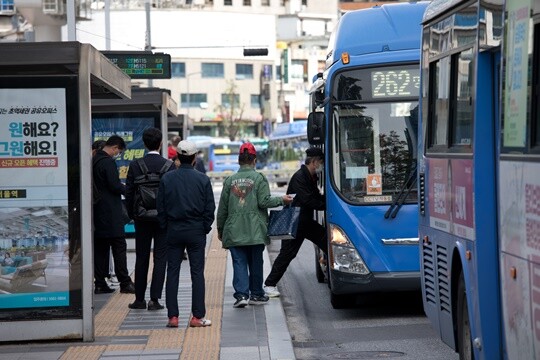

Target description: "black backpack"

left=132, top=158, right=173, bottom=221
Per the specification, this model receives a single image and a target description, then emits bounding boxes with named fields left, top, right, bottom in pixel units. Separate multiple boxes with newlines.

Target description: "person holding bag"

left=217, top=142, right=293, bottom=308
left=263, top=147, right=327, bottom=298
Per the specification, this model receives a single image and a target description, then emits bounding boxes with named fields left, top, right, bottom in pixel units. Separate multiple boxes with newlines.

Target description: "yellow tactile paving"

left=146, top=328, right=185, bottom=349
left=59, top=345, right=106, bottom=360
left=94, top=289, right=132, bottom=337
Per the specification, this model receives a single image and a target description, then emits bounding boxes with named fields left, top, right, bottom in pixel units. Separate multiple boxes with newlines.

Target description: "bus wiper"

left=384, top=163, right=417, bottom=219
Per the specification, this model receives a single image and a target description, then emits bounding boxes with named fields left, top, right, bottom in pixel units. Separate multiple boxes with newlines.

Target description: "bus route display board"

left=102, top=52, right=171, bottom=79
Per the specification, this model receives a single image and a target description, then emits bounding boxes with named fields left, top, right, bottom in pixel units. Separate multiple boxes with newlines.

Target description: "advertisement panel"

left=0, top=88, right=70, bottom=309
left=92, top=115, right=158, bottom=234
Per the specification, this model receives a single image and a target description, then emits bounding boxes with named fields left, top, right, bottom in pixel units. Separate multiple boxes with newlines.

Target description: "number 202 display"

left=371, top=68, right=420, bottom=99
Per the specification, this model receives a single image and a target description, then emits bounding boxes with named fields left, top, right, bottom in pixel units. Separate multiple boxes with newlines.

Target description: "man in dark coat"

left=125, top=128, right=174, bottom=310
left=93, top=135, right=135, bottom=294
left=263, top=147, right=327, bottom=298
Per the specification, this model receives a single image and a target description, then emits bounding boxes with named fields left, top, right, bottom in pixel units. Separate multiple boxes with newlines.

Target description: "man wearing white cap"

left=157, top=140, right=215, bottom=328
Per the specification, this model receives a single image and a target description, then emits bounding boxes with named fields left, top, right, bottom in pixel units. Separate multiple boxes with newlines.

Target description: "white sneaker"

left=264, top=285, right=280, bottom=298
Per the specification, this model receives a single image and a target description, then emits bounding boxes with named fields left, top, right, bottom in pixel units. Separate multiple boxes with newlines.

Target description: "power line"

left=75, top=28, right=143, bottom=50
left=151, top=45, right=268, bottom=50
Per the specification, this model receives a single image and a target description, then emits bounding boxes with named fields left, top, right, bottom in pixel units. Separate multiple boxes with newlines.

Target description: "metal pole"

left=145, top=0, right=153, bottom=87
left=105, top=0, right=111, bottom=50
left=66, top=0, right=76, bottom=41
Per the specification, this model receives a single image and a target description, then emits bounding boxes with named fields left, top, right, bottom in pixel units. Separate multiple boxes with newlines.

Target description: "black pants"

left=265, top=219, right=327, bottom=287
left=94, top=236, right=132, bottom=288
left=133, top=220, right=167, bottom=301
left=166, top=233, right=206, bottom=319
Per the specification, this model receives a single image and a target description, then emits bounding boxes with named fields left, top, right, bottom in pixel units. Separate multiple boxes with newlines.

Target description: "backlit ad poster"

left=92, top=116, right=156, bottom=234
left=92, top=117, right=156, bottom=183
left=0, top=88, right=69, bottom=309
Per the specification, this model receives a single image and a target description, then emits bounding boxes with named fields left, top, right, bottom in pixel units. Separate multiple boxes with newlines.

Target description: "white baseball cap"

left=177, top=140, right=198, bottom=156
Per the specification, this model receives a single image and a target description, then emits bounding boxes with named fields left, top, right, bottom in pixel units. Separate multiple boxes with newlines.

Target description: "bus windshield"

left=330, top=66, right=419, bottom=204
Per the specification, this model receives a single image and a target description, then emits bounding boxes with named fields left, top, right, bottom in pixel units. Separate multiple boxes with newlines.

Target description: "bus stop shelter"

left=0, top=41, right=131, bottom=342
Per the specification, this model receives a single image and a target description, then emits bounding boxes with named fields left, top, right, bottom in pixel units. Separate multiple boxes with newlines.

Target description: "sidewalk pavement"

left=0, top=230, right=295, bottom=360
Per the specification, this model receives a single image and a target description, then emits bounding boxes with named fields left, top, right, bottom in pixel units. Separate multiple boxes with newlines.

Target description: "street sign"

left=102, top=51, right=172, bottom=79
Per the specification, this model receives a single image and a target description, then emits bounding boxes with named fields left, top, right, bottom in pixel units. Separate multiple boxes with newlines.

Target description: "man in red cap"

left=217, top=142, right=293, bottom=308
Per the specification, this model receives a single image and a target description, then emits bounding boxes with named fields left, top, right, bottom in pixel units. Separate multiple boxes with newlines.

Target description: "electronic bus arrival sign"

left=103, top=51, right=172, bottom=79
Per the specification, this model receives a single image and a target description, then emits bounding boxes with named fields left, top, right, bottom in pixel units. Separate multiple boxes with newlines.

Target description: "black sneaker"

left=233, top=295, right=249, bottom=308
left=249, top=295, right=269, bottom=305
left=128, top=300, right=147, bottom=309
left=147, top=300, right=164, bottom=311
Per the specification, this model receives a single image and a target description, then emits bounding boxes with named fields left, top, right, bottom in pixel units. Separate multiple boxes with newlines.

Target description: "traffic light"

left=243, top=48, right=268, bottom=56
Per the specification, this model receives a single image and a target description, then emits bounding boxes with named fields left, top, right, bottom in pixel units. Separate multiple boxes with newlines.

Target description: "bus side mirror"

left=307, top=112, right=325, bottom=145
left=311, top=89, right=325, bottom=112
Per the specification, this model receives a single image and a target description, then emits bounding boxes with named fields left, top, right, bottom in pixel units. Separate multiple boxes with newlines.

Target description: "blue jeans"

left=165, top=233, right=206, bottom=319
left=229, top=244, right=265, bottom=299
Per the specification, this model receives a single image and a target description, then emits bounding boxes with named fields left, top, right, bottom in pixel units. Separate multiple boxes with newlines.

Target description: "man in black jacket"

left=263, top=147, right=327, bottom=298
left=157, top=140, right=215, bottom=328
left=125, top=128, right=174, bottom=310
left=93, top=135, right=135, bottom=294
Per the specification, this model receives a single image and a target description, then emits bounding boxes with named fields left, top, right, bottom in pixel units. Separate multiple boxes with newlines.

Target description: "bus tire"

left=457, top=272, right=474, bottom=360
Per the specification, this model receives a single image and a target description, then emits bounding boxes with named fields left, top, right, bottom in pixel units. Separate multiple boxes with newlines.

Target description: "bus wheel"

left=457, top=272, right=474, bottom=360
left=315, top=249, right=325, bottom=283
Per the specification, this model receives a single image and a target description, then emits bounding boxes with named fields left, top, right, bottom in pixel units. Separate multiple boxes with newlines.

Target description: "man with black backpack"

left=125, top=128, right=174, bottom=310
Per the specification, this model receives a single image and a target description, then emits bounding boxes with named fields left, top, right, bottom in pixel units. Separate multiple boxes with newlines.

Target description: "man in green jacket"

left=217, top=142, right=293, bottom=308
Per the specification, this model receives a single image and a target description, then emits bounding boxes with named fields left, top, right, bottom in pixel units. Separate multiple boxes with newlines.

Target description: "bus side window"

left=533, top=22, right=540, bottom=150
left=450, top=50, right=474, bottom=148
left=427, top=57, right=451, bottom=151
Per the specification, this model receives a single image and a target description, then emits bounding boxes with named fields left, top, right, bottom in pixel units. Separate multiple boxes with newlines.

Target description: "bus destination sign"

left=371, top=67, right=420, bottom=99
left=103, top=52, right=172, bottom=79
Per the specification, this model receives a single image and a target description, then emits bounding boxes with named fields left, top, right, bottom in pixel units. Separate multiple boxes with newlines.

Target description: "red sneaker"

left=166, top=316, right=178, bottom=328
left=189, top=316, right=212, bottom=327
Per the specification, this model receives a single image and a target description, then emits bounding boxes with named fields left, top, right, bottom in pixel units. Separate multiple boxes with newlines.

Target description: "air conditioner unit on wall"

left=42, top=0, right=65, bottom=15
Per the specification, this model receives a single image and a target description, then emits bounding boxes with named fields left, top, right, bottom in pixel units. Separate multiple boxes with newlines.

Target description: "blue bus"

left=208, top=141, right=242, bottom=173
left=419, top=0, right=540, bottom=359
left=307, top=2, right=428, bottom=308
left=267, top=120, right=308, bottom=166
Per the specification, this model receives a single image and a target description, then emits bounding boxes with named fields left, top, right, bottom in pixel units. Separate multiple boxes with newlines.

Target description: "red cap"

left=240, top=142, right=257, bottom=156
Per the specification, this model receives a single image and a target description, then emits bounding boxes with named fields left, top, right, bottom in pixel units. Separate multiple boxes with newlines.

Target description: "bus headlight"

left=329, top=224, right=370, bottom=275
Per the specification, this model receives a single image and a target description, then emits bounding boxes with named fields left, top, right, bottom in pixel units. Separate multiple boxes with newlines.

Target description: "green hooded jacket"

left=217, top=165, right=284, bottom=248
